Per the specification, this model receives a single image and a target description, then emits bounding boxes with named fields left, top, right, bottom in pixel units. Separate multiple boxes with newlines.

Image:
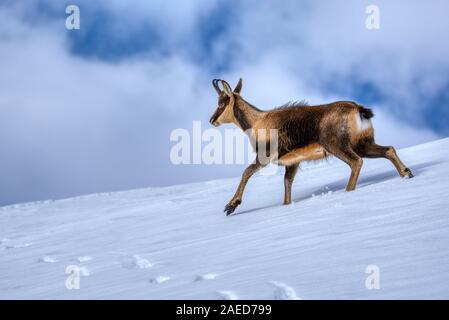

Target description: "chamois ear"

left=221, top=80, right=233, bottom=97
left=234, top=78, right=243, bottom=93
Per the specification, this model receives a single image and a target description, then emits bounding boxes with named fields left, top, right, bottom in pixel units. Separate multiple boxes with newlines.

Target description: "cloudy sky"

left=1, top=0, right=448, bottom=205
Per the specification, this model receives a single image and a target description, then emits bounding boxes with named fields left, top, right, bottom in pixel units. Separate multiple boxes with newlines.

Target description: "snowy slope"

left=1, top=138, right=449, bottom=300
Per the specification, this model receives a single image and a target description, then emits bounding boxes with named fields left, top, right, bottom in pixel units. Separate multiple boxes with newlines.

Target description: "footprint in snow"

left=194, top=273, right=217, bottom=282
left=149, top=276, right=170, bottom=284
left=270, top=281, right=301, bottom=300
left=0, top=239, right=7, bottom=250
left=77, top=256, right=93, bottom=263
left=38, top=256, right=58, bottom=263
left=121, top=255, right=153, bottom=269
left=216, top=291, right=238, bottom=300
left=4, top=242, right=33, bottom=249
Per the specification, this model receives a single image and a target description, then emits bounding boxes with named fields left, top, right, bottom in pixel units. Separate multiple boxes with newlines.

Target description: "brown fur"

left=211, top=79, right=413, bottom=215
left=277, top=143, right=326, bottom=166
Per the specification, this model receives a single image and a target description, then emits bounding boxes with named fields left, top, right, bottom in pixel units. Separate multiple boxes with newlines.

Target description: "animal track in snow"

left=270, top=281, right=301, bottom=300
left=149, top=276, right=170, bottom=284
left=194, top=273, right=217, bottom=282
left=38, top=256, right=58, bottom=263
left=334, top=202, right=344, bottom=208
left=216, top=290, right=238, bottom=300
left=0, top=239, right=9, bottom=250
left=120, top=255, right=153, bottom=269
left=77, top=256, right=93, bottom=262
left=2, top=239, right=33, bottom=250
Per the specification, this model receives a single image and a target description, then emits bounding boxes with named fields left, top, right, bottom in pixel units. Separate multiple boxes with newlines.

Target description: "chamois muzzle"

left=209, top=114, right=219, bottom=126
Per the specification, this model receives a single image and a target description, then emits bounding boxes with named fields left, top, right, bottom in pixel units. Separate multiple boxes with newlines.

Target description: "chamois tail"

left=358, top=105, right=374, bottom=120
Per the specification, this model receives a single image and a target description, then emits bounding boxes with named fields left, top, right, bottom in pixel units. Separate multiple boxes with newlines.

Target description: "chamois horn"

left=212, top=79, right=222, bottom=95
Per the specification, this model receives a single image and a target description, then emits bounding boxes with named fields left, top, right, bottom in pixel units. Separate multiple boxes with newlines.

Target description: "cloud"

left=0, top=3, right=216, bottom=205
left=0, top=1, right=445, bottom=205
left=230, top=0, right=449, bottom=132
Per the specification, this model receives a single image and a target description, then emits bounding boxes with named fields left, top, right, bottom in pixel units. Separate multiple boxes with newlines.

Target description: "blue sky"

left=0, top=0, right=448, bottom=205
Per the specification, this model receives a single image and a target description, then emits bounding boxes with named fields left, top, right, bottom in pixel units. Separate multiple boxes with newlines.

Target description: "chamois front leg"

left=284, top=163, right=299, bottom=205
left=224, top=161, right=263, bottom=216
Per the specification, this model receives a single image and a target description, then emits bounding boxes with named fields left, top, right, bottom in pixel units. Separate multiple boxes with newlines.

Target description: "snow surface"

left=1, top=138, right=449, bottom=299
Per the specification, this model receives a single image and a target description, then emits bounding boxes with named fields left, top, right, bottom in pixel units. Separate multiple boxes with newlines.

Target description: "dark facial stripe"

left=233, top=100, right=251, bottom=131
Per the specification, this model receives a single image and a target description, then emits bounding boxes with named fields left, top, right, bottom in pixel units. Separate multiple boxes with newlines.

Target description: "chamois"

left=210, top=79, right=413, bottom=216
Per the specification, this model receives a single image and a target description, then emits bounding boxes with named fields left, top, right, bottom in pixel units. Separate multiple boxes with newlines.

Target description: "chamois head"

left=209, top=78, right=243, bottom=127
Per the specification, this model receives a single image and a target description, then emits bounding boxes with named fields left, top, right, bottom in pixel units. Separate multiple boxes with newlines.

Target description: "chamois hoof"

left=403, top=168, right=414, bottom=179
left=224, top=200, right=241, bottom=216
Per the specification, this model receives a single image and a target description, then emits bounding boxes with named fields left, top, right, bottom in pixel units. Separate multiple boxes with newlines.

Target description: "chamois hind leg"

left=329, top=146, right=363, bottom=192
left=224, top=160, right=264, bottom=215
left=355, top=141, right=414, bottom=178
left=284, top=163, right=299, bottom=205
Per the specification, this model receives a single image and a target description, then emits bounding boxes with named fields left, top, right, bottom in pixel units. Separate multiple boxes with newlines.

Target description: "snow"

left=1, top=138, right=449, bottom=299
